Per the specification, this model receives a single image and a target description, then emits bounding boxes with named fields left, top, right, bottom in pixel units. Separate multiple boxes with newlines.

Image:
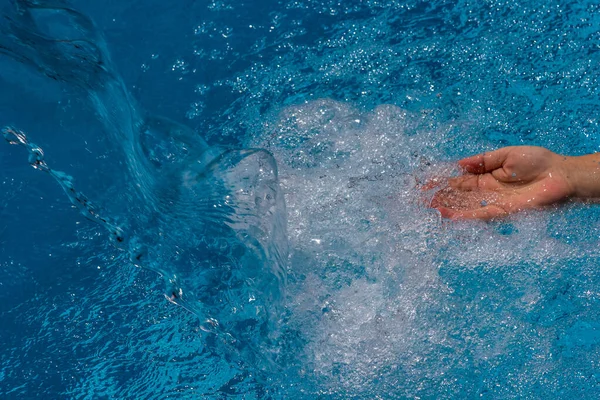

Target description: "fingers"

left=448, top=174, right=480, bottom=190
left=458, top=147, right=514, bottom=174
left=419, top=177, right=445, bottom=191
left=449, top=173, right=507, bottom=191
left=435, top=204, right=509, bottom=221
left=423, top=168, right=500, bottom=195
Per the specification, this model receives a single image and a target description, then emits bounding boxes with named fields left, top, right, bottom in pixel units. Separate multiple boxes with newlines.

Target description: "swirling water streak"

left=0, top=0, right=289, bottom=381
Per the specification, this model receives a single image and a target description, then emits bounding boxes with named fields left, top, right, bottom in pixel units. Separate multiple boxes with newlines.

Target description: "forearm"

left=561, top=153, right=600, bottom=199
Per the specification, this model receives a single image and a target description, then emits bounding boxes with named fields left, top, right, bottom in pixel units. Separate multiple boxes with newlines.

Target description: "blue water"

left=3, top=0, right=600, bottom=398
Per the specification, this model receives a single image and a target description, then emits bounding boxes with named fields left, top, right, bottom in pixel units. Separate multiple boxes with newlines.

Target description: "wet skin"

left=430, top=146, right=600, bottom=220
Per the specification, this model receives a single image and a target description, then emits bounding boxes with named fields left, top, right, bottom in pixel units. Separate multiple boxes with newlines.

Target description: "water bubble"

left=194, top=84, right=210, bottom=95
left=186, top=101, right=205, bottom=119
left=207, top=0, right=233, bottom=11
left=171, top=59, right=189, bottom=74
left=220, top=26, right=233, bottom=38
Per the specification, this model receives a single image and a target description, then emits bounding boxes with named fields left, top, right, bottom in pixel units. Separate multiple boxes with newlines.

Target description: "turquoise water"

left=2, top=0, right=600, bottom=398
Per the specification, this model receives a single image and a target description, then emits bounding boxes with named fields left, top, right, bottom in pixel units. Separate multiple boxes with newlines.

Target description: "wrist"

left=560, top=153, right=600, bottom=199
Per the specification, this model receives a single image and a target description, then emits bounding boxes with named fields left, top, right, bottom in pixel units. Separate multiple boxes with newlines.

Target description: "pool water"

left=2, top=0, right=600, bottom=398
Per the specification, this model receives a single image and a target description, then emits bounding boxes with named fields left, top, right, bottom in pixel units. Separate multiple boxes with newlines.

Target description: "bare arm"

left=562, top=153, right=600, bottom=198
left=431, top=146, right=600, bottom=220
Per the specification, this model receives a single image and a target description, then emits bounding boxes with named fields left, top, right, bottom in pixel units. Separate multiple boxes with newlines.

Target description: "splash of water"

left=0, top=0, right=288, bottom=370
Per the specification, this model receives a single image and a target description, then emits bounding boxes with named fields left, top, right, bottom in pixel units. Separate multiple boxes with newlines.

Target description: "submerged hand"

left=431, top=146, right=577, bottom=220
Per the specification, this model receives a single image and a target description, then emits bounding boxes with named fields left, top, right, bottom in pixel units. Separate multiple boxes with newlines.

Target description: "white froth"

left=252, top=99, right=600, bottom=396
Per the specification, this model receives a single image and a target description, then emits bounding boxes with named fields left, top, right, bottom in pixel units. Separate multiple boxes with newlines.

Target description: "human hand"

left=430, top=146, right=576, bottom=220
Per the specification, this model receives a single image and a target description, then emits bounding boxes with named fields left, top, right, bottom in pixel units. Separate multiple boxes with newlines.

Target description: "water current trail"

left=0, top=0, right=289, bottom=373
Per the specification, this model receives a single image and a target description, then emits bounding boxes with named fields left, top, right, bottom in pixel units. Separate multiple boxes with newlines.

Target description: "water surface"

left=2, top=0, right=600, bottom=398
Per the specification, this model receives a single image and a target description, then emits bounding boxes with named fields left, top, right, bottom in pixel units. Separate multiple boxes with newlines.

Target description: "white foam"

left=252, top=99, right=600, bottom=395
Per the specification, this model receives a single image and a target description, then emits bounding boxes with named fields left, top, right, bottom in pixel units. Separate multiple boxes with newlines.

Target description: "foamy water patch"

left=254, top=99, right=600, bottom=396
left=251, top=99, right=454, bottom=393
